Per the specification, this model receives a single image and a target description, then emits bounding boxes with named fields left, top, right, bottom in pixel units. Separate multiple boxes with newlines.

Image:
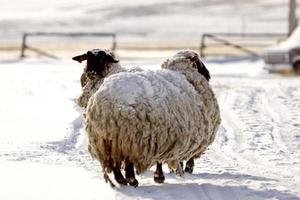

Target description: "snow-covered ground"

left=0, top=56, right=299, bottom=200
left=1, top=0, right=300, bottom=199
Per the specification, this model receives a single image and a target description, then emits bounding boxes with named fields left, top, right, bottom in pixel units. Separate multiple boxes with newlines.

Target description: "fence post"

left=20, top=33, right=27, bottom=58
left=289, top=0, right=297, bottom=36
left=200, top=34, right=207, bottom=58
left=112, top=34, right=117, bottom=51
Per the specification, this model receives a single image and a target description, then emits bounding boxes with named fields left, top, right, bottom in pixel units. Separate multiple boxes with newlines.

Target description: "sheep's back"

left=86, top=69, right=217, bottom=173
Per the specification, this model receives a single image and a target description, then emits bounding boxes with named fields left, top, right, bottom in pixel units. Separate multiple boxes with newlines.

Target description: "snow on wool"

left=79, top=51, right=221, bottom=176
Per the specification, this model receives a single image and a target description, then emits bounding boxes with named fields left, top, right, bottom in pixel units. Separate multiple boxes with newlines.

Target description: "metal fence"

left=6, top=32, right=288, bottom=59
left=20, top=32, right=117, bottom=59
left=199, top=33, right=287, bottom=58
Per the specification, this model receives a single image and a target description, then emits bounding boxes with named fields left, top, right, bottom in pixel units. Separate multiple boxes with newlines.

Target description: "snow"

left=101, top=70, right=191, bottom=105
left=1, top=0, right=300, bottom=199
left=0, top=160, right=114, bottom=200
left=268, top=26, right=300, bottom=51
left=0, top=57, right=300, bottom=200
left=0, top=59, right=81, bottom=142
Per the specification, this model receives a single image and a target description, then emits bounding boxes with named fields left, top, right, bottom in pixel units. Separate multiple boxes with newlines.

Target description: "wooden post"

left=20, top=33, right=27, bottom=58
left=112, top=34, right=117, bottom=51
left=289, top=0, right=297, bottom=36
left=199, top=34, right=207, bottom=58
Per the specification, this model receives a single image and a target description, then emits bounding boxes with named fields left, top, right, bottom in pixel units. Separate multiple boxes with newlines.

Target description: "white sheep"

left=72, top=49, right=221, bottom=187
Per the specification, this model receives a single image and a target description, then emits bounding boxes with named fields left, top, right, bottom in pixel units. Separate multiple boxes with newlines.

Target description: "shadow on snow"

left=117, top=182, right=299, bottom=200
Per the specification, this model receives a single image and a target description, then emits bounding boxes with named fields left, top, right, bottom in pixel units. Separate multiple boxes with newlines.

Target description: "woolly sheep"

left=73, top=49, right=221, bottom=187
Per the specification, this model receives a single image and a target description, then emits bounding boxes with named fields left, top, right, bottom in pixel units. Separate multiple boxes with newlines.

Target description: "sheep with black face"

left=73, top=49, right=221, bottom=187
left=73, top=49, right=119, bottom=88
left=73, top=49, right=141, bottom=187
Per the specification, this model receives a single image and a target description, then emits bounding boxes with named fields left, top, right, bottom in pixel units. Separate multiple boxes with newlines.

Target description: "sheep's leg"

left=169, top=161, right=184, bottom=176
left=184, top=158, right=194, bottom=174
left=112, top=162, right=127, bottom=186
left=125, top=160, right=139, bottom=187
left=175, top=161, right=184, bottom=176
left=103, top=172, right=116, bottom=188
left=154, top=162, right=165, bottom=183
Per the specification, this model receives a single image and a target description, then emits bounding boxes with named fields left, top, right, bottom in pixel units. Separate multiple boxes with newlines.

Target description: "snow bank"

left=0, top=59, right=82, bottom=142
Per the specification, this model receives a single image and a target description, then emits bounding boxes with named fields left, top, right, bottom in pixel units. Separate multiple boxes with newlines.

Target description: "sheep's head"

left=173, top=50, right=210, bottom=81
left=72, top=49, right=119, bottom=76
left=73, top=49, right=119, bottom=108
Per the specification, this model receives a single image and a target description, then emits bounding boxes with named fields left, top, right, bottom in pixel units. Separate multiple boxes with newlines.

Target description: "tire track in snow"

left=273, top=85, right=300, bottom=154
left=214, top=80, right=295, bottom=169
left=207, top=77, right=300, bottom=199
left=211, top=86, right=268, bottom=169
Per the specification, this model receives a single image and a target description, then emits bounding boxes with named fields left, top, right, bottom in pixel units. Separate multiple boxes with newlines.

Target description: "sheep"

left=72, top=49, right=221, bottom=187
left=164, top=50, right=212, bottom=176
left=73, top=49, right=143, bottom=187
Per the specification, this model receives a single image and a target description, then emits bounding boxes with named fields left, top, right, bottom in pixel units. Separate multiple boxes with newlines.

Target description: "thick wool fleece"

left=78, top=64, right=143, bottom=108
left=83, top=57, right=221, bottom=174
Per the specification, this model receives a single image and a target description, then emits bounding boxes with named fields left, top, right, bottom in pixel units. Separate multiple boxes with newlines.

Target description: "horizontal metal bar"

left=208, top=35, right=260, bottom=57
left=20, top=32, right=117, bottom=59
left=200, top=43, right=274, bottom=48
left=24, top=32, right=116, bottom=37
left=26, top=46, right=59, bottom=59
left=203, top=32, right=287, bottom=38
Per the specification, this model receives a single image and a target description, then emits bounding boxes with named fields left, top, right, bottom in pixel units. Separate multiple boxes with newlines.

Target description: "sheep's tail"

left=103, top=171, right=116, bottom=188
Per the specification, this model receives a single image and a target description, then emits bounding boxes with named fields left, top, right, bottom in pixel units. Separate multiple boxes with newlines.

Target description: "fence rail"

left=8, top=32, right=288, bottom=59
left=20, top=32, right=117, bottom=59
left=199, top=33, right=287, bottom=58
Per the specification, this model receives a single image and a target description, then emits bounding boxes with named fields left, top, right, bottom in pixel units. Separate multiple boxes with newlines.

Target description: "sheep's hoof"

left=103, top=173, right=116, bottom=188
left=175, top=168, right=184, bottom=176
left=154, top=173, right=165, bottom=184
left=127, top=178, right=139, bottom=187
left=116, top=178, right=128, bottom=186
left=184, top=166, right=194, bottom=174
left=184, top=159, right=194, bottom=174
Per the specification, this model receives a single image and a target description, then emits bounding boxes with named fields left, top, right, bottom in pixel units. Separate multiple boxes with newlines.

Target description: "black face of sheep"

left=194, top=58, right=210, bottom=82
left=174, top=51, right=211, bottom=81
left=72, top=49, right=119, bottom=75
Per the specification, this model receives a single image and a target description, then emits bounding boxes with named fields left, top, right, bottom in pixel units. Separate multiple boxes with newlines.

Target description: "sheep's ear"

left=72, top=53, right=87, bottom=63
left=197, top=60, right=211, bottom=81
left=105, top=53, right=119, bottom=63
